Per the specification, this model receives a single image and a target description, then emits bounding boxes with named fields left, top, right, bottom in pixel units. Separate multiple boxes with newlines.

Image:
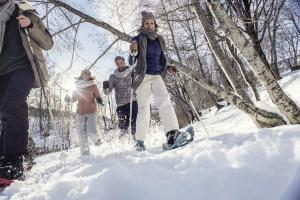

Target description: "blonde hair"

left=77, top=69, right=94, bottom=80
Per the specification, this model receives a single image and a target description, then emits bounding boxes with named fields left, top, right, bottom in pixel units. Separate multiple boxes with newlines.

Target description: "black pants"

left=0, top=67, right=34, bottom=155
left=116, top=101, right=138, bottom=135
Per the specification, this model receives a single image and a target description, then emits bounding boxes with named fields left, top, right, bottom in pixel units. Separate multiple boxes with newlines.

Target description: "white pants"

left=135, top=75, right=179, bottom=141
left=76, top=112, right=100, bottom=155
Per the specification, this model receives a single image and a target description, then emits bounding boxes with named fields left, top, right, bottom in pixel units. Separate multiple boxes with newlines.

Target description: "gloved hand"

left=103, top=81, right=109, bottom=90
left=167, top=65, right=178, bottom=74
left=64, top=95, right=71, bottom=103
left=130, top=41, right=138, bottom=55
left=96, top=97, right=104, bottom=106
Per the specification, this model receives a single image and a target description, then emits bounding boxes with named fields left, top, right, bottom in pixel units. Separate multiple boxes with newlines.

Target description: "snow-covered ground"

left=1, top=70, right=300, bottom=200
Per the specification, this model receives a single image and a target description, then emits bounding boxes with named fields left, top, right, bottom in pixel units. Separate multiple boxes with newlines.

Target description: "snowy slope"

left=1, top=70, right=300, bottom=200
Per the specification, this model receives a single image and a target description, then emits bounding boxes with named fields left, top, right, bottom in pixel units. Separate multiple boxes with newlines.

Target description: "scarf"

left=132, top=28, right=167, bottom=89
left=75, top=79, right=95, bottom=89
left=138, top=28, right=158, bottom=41
left=0, top=0, right=15, bottom=54
left=113, top=66, right=132, bottom=79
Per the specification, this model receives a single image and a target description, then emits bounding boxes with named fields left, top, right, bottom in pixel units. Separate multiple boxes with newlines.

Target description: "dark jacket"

left=17, top=2, right=53, bottom=88
left=130, top=35, right=164, bottom=75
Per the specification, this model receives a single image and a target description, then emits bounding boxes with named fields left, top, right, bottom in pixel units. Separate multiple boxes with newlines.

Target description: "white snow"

left=1, top=70, right=300, bottom=200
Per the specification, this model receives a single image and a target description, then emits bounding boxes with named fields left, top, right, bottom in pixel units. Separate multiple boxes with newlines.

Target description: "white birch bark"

left=204, top=0, right=300, bottom=124
left=178, top=70, right=286, bottom=128
left=193, top=2, right=252, bottom=103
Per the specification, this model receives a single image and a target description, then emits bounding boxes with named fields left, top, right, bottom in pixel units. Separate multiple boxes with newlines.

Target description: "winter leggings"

left=76, top=112, right=100, bottom=155
left=116, top=101, right=138, bottom=135
left=0, top=67, right=34, bottom=155
left=135, top=75, right=179, bottom=141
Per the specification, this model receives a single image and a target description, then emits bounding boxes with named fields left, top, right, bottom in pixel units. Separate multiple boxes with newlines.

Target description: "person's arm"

left=103, top=75, right=114, bottom=95
left=23, top=13, right=54, bottom=50
left=129, top=54, right=137, bottom=66
left=129, top=36, right=139, bottom=66
left=94, top=85, right=101, bottom=98
left=94, top=85, right=103, bottom=105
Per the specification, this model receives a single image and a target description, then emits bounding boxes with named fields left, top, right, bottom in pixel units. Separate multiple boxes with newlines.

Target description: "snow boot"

left=135, top=140, right=145, bottom=152
left=166, top=130, right=181, bottom=146
left=163, top=126, right=195, bottom=151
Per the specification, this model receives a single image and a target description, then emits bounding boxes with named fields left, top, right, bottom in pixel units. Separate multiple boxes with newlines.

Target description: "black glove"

left=167, top=65, right=177, bottom=73
left=96, top=97, right=104, bottom=105
left=103, top=81, right=109, bottom=90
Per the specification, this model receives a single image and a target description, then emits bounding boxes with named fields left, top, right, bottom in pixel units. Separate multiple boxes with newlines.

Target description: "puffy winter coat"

left=72, top=85, right=102, bottom=115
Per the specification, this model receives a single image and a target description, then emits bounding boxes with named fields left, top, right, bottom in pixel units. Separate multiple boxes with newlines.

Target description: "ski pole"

left=107, top=94, right=113, bottom=127
left=25, top=29, right=67, bottom=161
left=128, top=71, right=136, bottom=141
left=175, top=70, right=211, bottom=139
left=189, top=99, right=210, bottom=138
left=128, top=72, right=133, bottom=136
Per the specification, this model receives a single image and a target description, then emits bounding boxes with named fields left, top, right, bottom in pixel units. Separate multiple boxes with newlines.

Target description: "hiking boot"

left=166, top=130, right=180, bottom=146
left=135, top=140, right=145, bottom=152
left=0, top=155, right=24, bottom=180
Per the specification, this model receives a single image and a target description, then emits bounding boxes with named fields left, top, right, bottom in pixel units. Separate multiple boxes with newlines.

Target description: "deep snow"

left=1, top=70, right=300, bottom=200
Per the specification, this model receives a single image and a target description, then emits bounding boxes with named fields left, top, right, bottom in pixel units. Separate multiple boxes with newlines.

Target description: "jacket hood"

left=18, top=0, right=36, bottom=13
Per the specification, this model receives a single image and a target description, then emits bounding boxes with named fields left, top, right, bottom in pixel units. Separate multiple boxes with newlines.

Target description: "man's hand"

left=103, top=81, right=109, bottom=90
left=16, top=15, right=32, bottom=28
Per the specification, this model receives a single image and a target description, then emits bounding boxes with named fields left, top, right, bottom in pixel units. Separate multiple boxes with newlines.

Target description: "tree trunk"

left=225, top=37, right=261, bottom=101
left=194, top=3, right=252, bottom=103
left=205, top=0, right=300, bottom=124
left=178, top=70, right=286, bottom=128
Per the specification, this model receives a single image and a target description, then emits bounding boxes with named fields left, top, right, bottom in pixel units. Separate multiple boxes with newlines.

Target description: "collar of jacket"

left=17, top=1, right=37, bottom=14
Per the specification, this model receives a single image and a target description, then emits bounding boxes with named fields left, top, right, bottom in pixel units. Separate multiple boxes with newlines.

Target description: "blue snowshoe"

left=162, top=126, right=195, bottom=151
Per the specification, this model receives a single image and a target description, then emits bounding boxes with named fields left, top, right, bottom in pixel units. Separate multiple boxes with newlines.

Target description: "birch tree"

left=193, top=3, right=252, bottom=102
left=203, top=0, right=300, bottom=124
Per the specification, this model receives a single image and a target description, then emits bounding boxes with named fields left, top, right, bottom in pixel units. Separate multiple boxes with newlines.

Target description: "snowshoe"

left=135, top=140, right=145, bottom=152
left=162, top=126, right=194, bottom=151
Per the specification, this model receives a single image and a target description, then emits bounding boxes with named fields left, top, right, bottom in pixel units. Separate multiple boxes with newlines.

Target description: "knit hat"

left=141, top=11, right=155, bottom=24
left=77, top=69, right=95, bottom=80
